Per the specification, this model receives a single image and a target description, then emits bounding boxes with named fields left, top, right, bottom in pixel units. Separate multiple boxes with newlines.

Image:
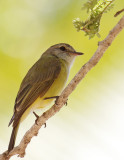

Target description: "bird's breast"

left=31, top=61, right=69, bottom=110
left=20, top=61, right=69, bottom=122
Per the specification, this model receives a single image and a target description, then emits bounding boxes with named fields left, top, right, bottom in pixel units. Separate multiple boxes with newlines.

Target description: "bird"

left=8, top=43, right=83, bottom=152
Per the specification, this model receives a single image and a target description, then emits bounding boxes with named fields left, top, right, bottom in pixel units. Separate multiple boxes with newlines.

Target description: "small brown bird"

left=8, top=43, right=83, bottom=151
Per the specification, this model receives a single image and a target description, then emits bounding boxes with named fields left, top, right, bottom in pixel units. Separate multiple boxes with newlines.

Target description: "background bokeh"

left=0, top=0, right=124, bottom=160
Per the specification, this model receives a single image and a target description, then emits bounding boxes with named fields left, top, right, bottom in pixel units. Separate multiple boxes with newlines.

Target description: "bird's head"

left=42, top=43, right=84, bottom=65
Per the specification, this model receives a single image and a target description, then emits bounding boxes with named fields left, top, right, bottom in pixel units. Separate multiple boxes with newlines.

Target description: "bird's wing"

left=9, top=56, right=61, bottom=127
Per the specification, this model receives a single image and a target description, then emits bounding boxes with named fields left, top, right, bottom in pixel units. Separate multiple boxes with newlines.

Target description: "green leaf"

left=73, top=0, right=115, bottom=39
left=82, top=0, right=99, bottom=13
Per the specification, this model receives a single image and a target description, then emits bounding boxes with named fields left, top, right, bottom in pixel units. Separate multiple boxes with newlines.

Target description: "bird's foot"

left=44, top=96, right=59, bottom=105
left=44, top=96, right=59, bottom=100
left=33, top=111, right=39, bottom=125
left=44, top=122, right=47, bottom=128
left=33, top=111, right=46, bottom=127
left=44, top=96, right=68, bottom=106
left=64, top=99, right=68, bottom=106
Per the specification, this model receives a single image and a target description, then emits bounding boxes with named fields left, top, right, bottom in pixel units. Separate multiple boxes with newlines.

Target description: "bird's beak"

left=69, top=51, right=84, bottom=56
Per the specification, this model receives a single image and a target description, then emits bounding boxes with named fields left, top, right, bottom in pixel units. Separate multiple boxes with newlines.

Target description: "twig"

left=0, top=15, right=124, bottom=160
left=114, top=8, right=124, bottom=17
left=82, top=0, right=114, bottom=31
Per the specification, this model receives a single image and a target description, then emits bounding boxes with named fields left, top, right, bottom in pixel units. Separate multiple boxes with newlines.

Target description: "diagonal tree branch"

left=114, top=8, right=124, bottom=17
left=0, top=15, right=124, bottom=160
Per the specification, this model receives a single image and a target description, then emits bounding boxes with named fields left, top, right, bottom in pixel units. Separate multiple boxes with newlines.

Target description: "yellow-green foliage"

left=73, top=0, right=115, bottom=39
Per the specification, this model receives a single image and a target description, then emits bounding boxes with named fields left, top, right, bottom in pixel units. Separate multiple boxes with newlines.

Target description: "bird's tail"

left=8, top=123, right=20, bottom=152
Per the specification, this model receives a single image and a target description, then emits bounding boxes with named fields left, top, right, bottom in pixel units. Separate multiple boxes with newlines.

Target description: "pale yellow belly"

left=20, top=62, right=69, bottom=122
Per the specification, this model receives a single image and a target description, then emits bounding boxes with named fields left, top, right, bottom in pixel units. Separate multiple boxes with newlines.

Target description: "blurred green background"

left=0, top=0, right=124, bottom=160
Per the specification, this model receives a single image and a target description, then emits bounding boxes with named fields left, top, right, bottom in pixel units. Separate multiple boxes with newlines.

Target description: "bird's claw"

left=33, top=111, right=39, bottom=125
left=64, top=99, right=68, bottom=106
left=44, top=96, right=68, bottom=106
left=44, top=96, right=59, bottom=105
left=33, top=111, right=47, bottom=127
left=44, top=122, right=47, bottom=128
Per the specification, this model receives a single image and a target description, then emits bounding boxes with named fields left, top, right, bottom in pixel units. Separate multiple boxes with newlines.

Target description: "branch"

left=0, top=15, right=124, bottom=160
left=114, top=8, right=124, bottom=17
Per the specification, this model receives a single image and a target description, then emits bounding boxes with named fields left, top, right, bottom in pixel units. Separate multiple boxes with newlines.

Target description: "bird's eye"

left=60, top=46, right=66, bottom=51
